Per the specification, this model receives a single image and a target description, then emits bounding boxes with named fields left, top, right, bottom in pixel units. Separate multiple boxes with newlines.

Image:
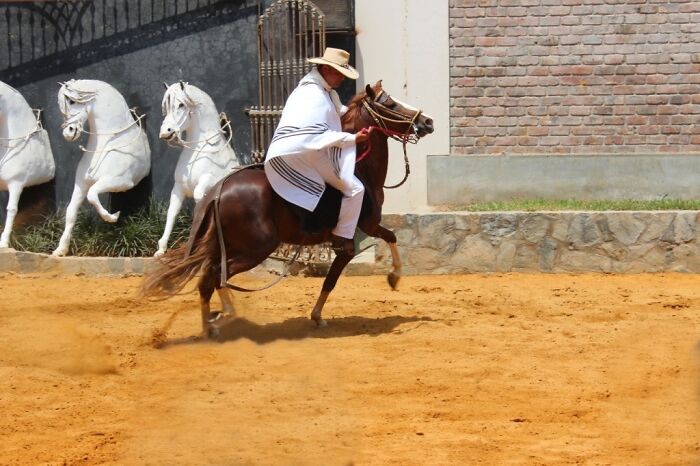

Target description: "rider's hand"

left=355, top=127, right=371, bottom=144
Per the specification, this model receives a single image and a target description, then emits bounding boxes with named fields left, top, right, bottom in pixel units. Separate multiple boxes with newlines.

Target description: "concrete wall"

left=355, top=0, right=450, bottom=213
left=0, top=0, right=261, bottom=224
left=428, top=153, right=700, bottom=204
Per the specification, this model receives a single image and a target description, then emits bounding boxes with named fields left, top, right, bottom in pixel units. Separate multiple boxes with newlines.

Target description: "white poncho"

left=264, top=68, right=357, bottom=211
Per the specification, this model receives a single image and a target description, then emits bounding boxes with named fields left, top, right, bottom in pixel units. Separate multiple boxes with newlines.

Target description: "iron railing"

left=248, top=0, right=325, bottom=163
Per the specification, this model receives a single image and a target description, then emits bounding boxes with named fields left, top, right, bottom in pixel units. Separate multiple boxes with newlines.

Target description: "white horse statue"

left=155, top=81, right=240, bottom=257
left=52, top=79, right=151, bottom=256
left=0, top=81, right=55, bottom=248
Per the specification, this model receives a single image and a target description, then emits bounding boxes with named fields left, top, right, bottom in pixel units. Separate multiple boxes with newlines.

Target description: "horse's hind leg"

left=361, top=224, right=401, bottom=290
left=155, top=184, right=186, bottom=257
left=200, top=253, right=274, bottom=338
left=311, top=251, right=354, bottom=327
left=216, top=287, right=236, bottom=316
left=53, top=183, right=86, bottom=256
left=0, top=182, right=23, bottom=248
left=198, top=267, right=219, bottom=338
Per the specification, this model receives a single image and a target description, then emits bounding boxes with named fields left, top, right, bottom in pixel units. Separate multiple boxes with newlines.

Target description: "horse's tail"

left=139, top=207, right=218, bottom=299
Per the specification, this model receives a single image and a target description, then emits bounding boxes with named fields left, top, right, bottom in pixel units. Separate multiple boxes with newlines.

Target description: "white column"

left=355, top=0, right=450, bottom=213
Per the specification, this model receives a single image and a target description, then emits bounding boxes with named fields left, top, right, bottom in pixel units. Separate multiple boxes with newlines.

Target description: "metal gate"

left=248, top=0, right=325, bottom=164
left=249, top=0, right=334, bottom=265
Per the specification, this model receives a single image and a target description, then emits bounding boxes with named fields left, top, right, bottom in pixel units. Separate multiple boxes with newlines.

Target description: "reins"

left=357, top=93, right=422, bottom=189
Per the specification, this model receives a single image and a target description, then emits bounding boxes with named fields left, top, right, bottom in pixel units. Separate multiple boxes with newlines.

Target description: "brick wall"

left=449, top=0, right=700, bottom=155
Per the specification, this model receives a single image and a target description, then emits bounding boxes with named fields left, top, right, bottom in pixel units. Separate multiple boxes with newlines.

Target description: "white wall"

left=355, top=0, right=450, bottom=213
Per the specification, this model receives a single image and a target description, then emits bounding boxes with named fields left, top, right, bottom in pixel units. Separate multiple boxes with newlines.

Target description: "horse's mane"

left=57, top=80, right=98, bottom=116
left=162, top=82, right=197, bottom=117
left=341, top=82, right=381, bottom=132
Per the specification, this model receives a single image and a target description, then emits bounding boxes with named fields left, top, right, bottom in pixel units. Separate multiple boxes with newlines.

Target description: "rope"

left=165, top=112, right=233, bottom=154
left=77, top=109, right=145, bottom=154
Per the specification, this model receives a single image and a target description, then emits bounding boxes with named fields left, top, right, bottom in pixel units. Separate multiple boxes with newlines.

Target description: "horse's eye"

left=178, top=103, right=185, bottom=108
left=68, top=99, right=75, bottom=105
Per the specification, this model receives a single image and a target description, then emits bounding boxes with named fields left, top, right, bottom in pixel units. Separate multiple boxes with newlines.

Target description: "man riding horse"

left=264, top=47, right=371, bottom=256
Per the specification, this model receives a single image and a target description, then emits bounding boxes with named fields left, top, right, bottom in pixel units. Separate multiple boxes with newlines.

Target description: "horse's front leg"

left=0, top=182, right=24, bottom=248
left=86, top=177, right=135, bottom=223
left=155, top=184, right=186, bottom=257
left=361, top=224, right=401, bottom=290
left=52, top=183, right=87, bottom=256
left=311, top=250, right=354, bottom=327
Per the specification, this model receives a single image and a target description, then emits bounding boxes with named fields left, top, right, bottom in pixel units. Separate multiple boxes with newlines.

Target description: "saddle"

left=286, top=182, right=372, bottom=234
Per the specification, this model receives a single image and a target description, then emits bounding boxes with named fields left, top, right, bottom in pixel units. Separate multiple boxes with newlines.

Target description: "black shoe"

left=330, top=234, right=355, bottom=256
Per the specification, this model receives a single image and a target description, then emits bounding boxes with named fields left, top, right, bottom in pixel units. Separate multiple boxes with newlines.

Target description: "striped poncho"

left=264, top=68, right=357, bottom=211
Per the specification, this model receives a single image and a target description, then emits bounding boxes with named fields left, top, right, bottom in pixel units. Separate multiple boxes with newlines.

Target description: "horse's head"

left=58, top=80, right=96, bottom=142
left=359, top=81, right=434, bottom=138
left=160, top=81, right=197, bottom=142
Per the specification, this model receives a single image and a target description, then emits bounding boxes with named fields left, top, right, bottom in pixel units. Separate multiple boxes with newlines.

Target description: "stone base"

left=1, top=210, right=698, bottom=276
left=377, top=211, right=700, bottom=274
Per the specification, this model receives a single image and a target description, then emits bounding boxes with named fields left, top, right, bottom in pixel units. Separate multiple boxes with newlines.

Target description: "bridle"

left=162, top=87, right=233, bottom=154
left=59, top=86, right=146, bottom=156
left=359, top=90, right=422, bottom=188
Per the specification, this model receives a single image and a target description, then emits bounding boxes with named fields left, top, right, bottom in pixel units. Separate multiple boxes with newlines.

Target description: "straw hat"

left=308, top=47, right=359, bottom=80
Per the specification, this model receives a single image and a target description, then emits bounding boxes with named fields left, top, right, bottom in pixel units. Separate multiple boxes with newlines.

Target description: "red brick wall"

left=449, top=0, right=700, bottom=155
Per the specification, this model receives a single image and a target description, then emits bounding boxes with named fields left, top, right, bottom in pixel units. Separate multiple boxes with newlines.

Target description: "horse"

left=52, top=79, right=151, bottom=257
left=155, top=82, right=240, bottom=257
left=141, top=80, right=434, bottom=337
left=0, top=81, right=55, bottom=248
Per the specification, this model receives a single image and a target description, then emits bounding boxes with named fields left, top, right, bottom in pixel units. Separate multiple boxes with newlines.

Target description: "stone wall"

left=450, top=0, right=700, bottom=155
left=377, top=211, right=700, bottom=274
left=1, top=211, right=697, bottom=276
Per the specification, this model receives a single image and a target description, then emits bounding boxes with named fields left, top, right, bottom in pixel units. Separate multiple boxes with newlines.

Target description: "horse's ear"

left=375, top=80, right=383, bottom=89
left=163, top=82, right=169, bottom=90
left=365, top=84, right=375, bottom=100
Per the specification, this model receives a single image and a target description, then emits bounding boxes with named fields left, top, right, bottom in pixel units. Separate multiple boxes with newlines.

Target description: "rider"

left=264, top=47, right=371, bottom=255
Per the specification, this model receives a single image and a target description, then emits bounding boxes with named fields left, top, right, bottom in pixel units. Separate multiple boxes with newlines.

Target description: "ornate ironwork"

left=248, top=0, right=325, bottom=164
left=249, top=0, right=332, bottom=265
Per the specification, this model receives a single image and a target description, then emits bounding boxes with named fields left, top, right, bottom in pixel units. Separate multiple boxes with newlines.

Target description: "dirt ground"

left=0, top=271, right=699, bottom=466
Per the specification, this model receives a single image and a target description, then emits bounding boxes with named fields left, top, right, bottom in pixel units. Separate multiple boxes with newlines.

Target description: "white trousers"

left=268, top=146, right=364, bottom=239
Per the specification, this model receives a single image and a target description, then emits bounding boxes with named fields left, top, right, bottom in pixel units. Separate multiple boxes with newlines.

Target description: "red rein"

left=355, top=126, right=414, bottom=163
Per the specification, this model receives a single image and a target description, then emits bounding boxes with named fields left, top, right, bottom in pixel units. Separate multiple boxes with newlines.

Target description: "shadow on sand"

left=158, top=314, right=434, bottom=348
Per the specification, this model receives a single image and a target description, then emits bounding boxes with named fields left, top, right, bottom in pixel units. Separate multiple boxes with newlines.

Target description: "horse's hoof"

left=102, top=211, right=120, bottom=223
left=206, top=325, right=220, bottom=340
left=52, top=248, right=67, bottom=257
left=153, top=249, right=165, bottom=258
left=387, top=272, right=400, bottom=290
left=312, top=317, right=328, bottom=328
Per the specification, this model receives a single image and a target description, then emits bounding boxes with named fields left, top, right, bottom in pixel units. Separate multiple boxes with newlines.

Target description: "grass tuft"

left=9, top=200, right=192, bottom=257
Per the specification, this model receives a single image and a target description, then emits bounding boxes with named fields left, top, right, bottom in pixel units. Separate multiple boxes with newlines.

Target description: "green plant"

left=9, top=199, right=193, bottom=257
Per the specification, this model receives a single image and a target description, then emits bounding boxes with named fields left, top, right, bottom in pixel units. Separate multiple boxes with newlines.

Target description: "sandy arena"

left=0, top=271, right=698, bottom=465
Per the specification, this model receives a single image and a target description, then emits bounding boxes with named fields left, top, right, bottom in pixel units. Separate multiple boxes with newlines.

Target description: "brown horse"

left=141, top=81, right=434, bottom=336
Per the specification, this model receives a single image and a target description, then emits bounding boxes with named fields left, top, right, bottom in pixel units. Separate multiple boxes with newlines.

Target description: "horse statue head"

left=160, top=81, right=227, bottom=145
left=57, top=80, right=98, bottom=142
